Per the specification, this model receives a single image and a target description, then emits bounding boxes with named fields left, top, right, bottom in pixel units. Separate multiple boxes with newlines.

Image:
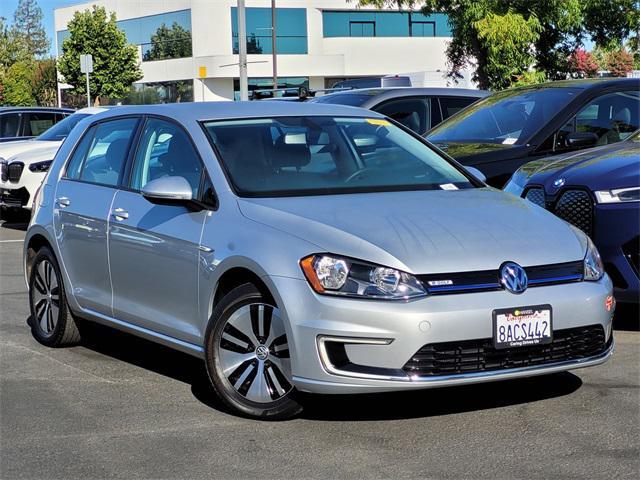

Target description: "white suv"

left=0, top=107, right=106, bottom=219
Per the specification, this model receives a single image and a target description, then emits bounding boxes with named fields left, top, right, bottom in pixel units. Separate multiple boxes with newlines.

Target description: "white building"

left=54, top=0, right=458, bottom=103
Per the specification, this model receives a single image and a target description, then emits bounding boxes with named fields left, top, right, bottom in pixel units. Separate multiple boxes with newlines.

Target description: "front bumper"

left=269, top=275, right=615, bottom=394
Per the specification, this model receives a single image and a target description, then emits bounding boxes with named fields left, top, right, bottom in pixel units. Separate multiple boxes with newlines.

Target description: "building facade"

left=54, top=0, right=458, bottom=103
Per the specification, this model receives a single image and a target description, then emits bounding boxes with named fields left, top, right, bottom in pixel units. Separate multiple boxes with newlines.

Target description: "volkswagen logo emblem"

left=553, top=177, right=566, bottom=187
left=500, top=262, right=528, bottom=294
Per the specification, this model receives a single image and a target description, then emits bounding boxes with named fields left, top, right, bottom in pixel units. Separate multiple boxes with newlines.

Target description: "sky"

left=0, top=0, right=80, bottom=55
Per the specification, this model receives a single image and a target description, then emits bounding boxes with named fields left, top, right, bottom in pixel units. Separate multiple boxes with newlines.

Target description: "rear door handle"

left=56, top=197, right=70, bottom=207
left=111, top=207, right=129, bottom=221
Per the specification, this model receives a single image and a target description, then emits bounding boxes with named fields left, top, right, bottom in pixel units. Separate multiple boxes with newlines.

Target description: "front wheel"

left=204, top=283, right=302, bottom=420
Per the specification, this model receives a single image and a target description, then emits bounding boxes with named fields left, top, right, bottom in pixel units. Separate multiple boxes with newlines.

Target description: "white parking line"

left=0, top=239, right=23, bottom=243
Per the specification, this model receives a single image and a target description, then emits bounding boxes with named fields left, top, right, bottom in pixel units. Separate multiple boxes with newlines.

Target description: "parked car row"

left=0, top=78, right=636, bottom=420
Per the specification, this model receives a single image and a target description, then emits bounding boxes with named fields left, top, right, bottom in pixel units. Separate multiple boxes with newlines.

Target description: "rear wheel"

left=28, top=247, right=81, bottom=347
left=204, top=283, right=302, bottom=419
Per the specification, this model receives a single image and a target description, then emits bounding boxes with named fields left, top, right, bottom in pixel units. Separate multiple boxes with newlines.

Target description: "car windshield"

left=37, top=113, right=91, bottom=141
left=203, top=116, right=474, bottom=197
left=427, top=86, right=581, bottom=145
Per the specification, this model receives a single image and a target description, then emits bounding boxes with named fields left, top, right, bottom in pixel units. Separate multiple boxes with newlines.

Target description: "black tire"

left=28, top=247, right=81, bottom=347
left=204, top=283, right=303, bottom=420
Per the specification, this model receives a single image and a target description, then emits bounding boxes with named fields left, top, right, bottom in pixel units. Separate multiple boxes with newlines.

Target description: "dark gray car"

left=310, top=87, right=488, bottom=135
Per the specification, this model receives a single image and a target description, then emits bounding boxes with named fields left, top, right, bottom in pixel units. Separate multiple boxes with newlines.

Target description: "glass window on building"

left=233, top=77, right=309, bottom=101
left=322, top=11, right=450, bottom=37
left=231, top=7, right=307, bottom=54
left=56, top=9, right=192, bottom=61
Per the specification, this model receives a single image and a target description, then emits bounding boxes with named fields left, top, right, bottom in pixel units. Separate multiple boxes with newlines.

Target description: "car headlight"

left=594, top=187, right=640, bottom=204
left=584, top=237, right=604, bottom=281
left=28, top=160, right=53, bottom=173
left=300, top=254, right=427, bottom=300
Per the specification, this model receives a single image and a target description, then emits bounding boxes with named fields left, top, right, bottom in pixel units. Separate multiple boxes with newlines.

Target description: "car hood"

left=8, top=143, right=60, bottom=164
left=238, top=189, right=585, bottom=274
left=0, top=140, right=60, bottom=161
left=510, top=140, right=640, bottom=194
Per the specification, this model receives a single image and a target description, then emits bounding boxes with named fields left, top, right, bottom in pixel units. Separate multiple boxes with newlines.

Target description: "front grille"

left=555, top=190, right=593, bottom=236
left=403, top=325, right=608, bottom=377
left=0, top=160, right=7, bottom=182
left=7, top=162, right=24, bottom=183
left=418, top=261, right=583, bottom=295
left=523, top=187, right=594, bottom=237
left=524, top=187, right=545, bottom=207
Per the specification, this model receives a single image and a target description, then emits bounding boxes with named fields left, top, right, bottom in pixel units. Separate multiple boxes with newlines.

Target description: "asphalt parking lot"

left=1, top=216, right=638, bottom=480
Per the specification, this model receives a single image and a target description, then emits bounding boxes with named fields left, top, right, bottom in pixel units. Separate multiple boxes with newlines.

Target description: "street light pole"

left=271, top=0, right=277, bottom=93
left=237, top=0, right=249, bottom=101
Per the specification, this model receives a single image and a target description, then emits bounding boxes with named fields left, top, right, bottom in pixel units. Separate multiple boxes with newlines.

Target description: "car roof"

left=314, top=87, right=488, bottom=102
left=0, top=106, right=74, bottom=113
left=89, top=101, right=386, bottom=122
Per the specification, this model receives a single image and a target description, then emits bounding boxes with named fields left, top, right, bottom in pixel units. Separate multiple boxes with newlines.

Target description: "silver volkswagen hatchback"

left=25, top=103, right=615, bottom=419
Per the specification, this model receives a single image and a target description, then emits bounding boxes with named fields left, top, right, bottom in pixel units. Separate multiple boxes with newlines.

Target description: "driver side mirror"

left=142, top=176, right=198, bottom=208
left=565, top=132, right=598, bottom=149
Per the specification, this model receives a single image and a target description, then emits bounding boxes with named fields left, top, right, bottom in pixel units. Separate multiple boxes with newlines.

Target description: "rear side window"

left=65, top=118, right=138, bottom=187
left=0, top=113, right=21, bottom=138
left=23, top=112, right=57, bottom=136
left=438, top=97, right=477, bottom=120
left=373, top=97, right=429, bottom=134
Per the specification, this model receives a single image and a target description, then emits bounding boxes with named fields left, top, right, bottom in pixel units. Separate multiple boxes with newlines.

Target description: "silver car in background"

left=25, top=102, right=615, bottom=419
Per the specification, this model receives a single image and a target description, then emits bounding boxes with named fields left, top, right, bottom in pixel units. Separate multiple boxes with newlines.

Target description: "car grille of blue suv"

left=524, top=187, right=594, bottom=238
left=403, top=325, right=608, bottom=377
left=418, top=261, right=584, bottom=295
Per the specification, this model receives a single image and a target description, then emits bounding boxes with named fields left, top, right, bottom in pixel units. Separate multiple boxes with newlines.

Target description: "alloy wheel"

left=31, top=260, right=60, bottom=336
left=218, top=303, right=293, bottom=403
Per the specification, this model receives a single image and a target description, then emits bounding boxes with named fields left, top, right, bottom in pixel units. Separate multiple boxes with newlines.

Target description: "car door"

left=108, top=117, right=210, bottom=344
left=541, top=89, right=640, bottom=154
left=53, top=116, right=140, bottom=315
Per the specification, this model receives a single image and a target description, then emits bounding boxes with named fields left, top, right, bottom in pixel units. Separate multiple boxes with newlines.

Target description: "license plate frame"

left=492, top=304, right=553, bottom=350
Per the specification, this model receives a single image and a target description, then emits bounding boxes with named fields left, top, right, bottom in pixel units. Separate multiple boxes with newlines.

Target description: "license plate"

left=493, top=304, right=552, bottom=349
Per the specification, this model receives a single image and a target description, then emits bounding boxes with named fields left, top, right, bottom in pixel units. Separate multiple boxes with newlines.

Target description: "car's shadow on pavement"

left=71, top=320, right=583, bottom=422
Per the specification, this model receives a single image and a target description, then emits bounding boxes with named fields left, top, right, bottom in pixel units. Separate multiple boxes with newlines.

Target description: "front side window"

left=552, top=90, right=640, bottom=150
left=73, top=118, right=138, bottom=186
left=438, top=96, right=479, bottom=120
left=203, top=116, right=474, bottom=197
left=130, top=118, right=202, bottom=197
left=427, top=87, right=581, bottom=146
left=373, top=97, right=429, bottom=134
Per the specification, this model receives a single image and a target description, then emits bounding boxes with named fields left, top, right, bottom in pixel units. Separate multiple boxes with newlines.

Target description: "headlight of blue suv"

left=300, top=254, right=427, bottom=300
left=28, top=160, right=53, bottom=173
left=584, top=238, right=604, bottom=281
left=594, top=187, right=640, bottom=203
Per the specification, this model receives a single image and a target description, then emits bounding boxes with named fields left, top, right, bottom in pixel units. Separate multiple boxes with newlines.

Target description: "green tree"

left=12, top=0, right=49, bottom=58
left=58, top=6, right=142, bottom=106
left=31, top=58, right=57, bottom=105
left=0, top=16, right=22, bottom=69
left=475, top=11, right=542, bottom=89
left=357, top=0, right=637, bottom=89
left=143, top=22, right=192, bottom=61
left=2, top=60, right=36, bottom=105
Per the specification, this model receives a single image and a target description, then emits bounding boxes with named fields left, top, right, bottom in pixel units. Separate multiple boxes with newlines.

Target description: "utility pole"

left=271, top=0, right=278, bottom=92
left=237, top=0, right=249, bottom=101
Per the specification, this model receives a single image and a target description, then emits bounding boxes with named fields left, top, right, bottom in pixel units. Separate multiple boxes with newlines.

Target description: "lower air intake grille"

left=403, top=325, right=608, bottom=377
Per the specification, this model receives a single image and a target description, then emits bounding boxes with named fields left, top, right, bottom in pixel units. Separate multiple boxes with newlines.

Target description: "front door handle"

left=111, top=207, right=129, bottom=221
left=56, top=197, right=70, bottom=207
